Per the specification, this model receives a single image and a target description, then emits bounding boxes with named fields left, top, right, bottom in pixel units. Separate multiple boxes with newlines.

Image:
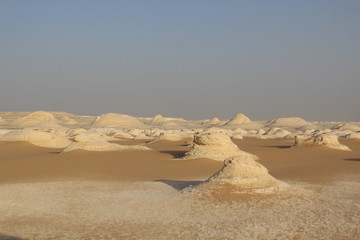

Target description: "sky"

left=1, top=0, right=359, bottom=121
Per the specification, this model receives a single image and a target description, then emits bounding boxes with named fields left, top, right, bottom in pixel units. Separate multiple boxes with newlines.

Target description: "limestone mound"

left=232, top=128, right=248, bottom=135
left=60, top=116, right=79, bottom=125
left=150, top=132, right=192, bottom=142
left=9, top=111, right=62, bottom=128
left=180, top=133, right=258, bottom=161
left=225, top=113, right=251, bottom=126
left=0, top=129, right=71, bottom=148
left=343, top=132, right=360, bottom=140
left=62, top=133, right=150, bottom=153
left=202, top=127, right=232, bottom=135
left=335, top=123, right=360, bottom=132
left=294, top=134, right=351, bottom=151
left=150, top=114, right=166, bottom=123
left=204, top=117, right=221, bottom=125
left=266, top=117, right=310, bottom=128
left=91, top=113, right=148, bottom=129
left=263, top=128, right=292, bottom=138
left=200, top=156, right=288, bottom=192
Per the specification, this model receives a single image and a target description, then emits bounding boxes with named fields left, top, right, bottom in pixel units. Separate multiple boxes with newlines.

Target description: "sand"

left=1, top=112, right=360, bottom=239
left=1, top=138, right=359, bottom=184
left=0, top=138, right=360, bottom=239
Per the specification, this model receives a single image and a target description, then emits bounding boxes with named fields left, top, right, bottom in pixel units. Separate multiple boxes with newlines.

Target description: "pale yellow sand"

left=1, top=138, right=359, bottom=184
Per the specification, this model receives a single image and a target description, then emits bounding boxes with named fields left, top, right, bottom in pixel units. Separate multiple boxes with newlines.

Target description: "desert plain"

left=0, top=111, right=359, bottom=240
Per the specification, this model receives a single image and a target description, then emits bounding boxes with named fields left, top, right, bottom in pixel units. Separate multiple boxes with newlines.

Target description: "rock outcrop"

left=294, top=134, right=351, bottom=151
left=180, top=133, right=258, bottom=161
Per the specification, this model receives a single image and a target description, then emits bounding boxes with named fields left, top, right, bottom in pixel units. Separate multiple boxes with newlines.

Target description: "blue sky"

left=1, top=0, right=359, bottom=120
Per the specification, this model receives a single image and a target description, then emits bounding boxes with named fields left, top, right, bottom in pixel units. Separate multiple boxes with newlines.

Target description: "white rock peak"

left=180, top=133, right=258, bottom=161
left=225, top=113, right=251, bottom=126
left=204, top=156, right=288, bottom=191
left=91, top=113, right=148, bottom=129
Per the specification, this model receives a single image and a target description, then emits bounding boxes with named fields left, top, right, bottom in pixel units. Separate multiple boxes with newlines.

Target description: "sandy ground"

left=0, top=138, right=360, bottom=239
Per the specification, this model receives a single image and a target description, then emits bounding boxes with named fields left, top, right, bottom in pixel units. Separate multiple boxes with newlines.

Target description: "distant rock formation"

left=9, top=111, right=62, bottom=129
left=334, top=123, right=360, bottom=132
left=91, top=113, right=148, bottom=129
left=294, top=134, right=351, bottom=151
left=62, top=133, right=150, bottom=152
left=0, top=129, right=71, bottom=148
left=149, top=131, right=192, bottom=142
left=343, top=132, right=360, bottom=140
left=180, top=133, right=258, bottom=161
left=150, top=114, right=166, bottom=124
left=266, top=117, right=310, bottom=128
left=205, top=117, right=221, bottom=125
left=225, top=113, right=251, bottom=126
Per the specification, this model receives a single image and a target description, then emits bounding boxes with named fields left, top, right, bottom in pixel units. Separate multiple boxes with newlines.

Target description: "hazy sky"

left=1, top=0, right=359, bottom=121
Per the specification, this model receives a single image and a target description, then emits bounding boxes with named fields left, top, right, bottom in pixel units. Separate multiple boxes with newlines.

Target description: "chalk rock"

left=150, top=114, right=166, bottom=124
left=263, top=128, right=291, bottom=138
left=294, top=134, right=351, bottom=151
left=203, top=156, right=287, bottom=191
left=9, top=111, right=62, bottom=129
left=60, top=116, right=78, bottom=125
left=335, top=123, right=360, bottom=132
left=180, top=133, right=258, bottom=161
left=225, top=113, right=251, bottom=126
left=91, top=113, right=148, bottom=129
left=266, top=117, right=310, bottom=128
left=205, top=117, right=221, bottom=125
left=151, top=132, right=192, bottom=142
left=343, top=132, right=360, bottom=140
left=62, top=133, right=150, bottom=153
left=0, top=129, right=71, bottom=148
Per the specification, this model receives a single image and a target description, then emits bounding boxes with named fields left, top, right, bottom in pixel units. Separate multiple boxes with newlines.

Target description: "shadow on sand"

left=155, top=179, right=203, bottom=191
left=159, top=151, right=187, bottom=158
left=262, top=145, right=292, bottom=149
left=0, top=234, right=26, bottom=240
left=344, top=158, right=360, bottom=162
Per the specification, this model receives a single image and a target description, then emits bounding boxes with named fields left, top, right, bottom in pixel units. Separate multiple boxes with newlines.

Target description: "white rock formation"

left=62, top=133, right=150, bottom=153
left=202, top=127, right=233, bottom=135
left=263, top=128, right=292, bottom=138
left=150, top=114, right=166, bottom=124
left=266, top=117, right=310, bottom=128
left=335, top=123, right=360, bottom=132
left=232, top=128, right=248, bottom=135
left=180, top=133, right=258, bottom=161
left=9, top=111, right=62, bottom=129
left=0, top=129, right=71, bottom=148
left=343, top=132, right=360, bottom=140
left=150, top=132, right=192, bottom=142
left=91, top=113, right=148, bottom=129
left=205, top=117, right=221, bottom=125
left=60, top=116, right=78, bottom=125
left=294, top=134, right=351, bottom=151
left=202, top=156, right=288, bottom=191
left=225, top=113, right=251, bottom=126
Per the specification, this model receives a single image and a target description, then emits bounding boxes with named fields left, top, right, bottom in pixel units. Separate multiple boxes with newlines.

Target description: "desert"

left=2, top=1, right=360, bottom=239
left=0, top=111, right=359, bottom=239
